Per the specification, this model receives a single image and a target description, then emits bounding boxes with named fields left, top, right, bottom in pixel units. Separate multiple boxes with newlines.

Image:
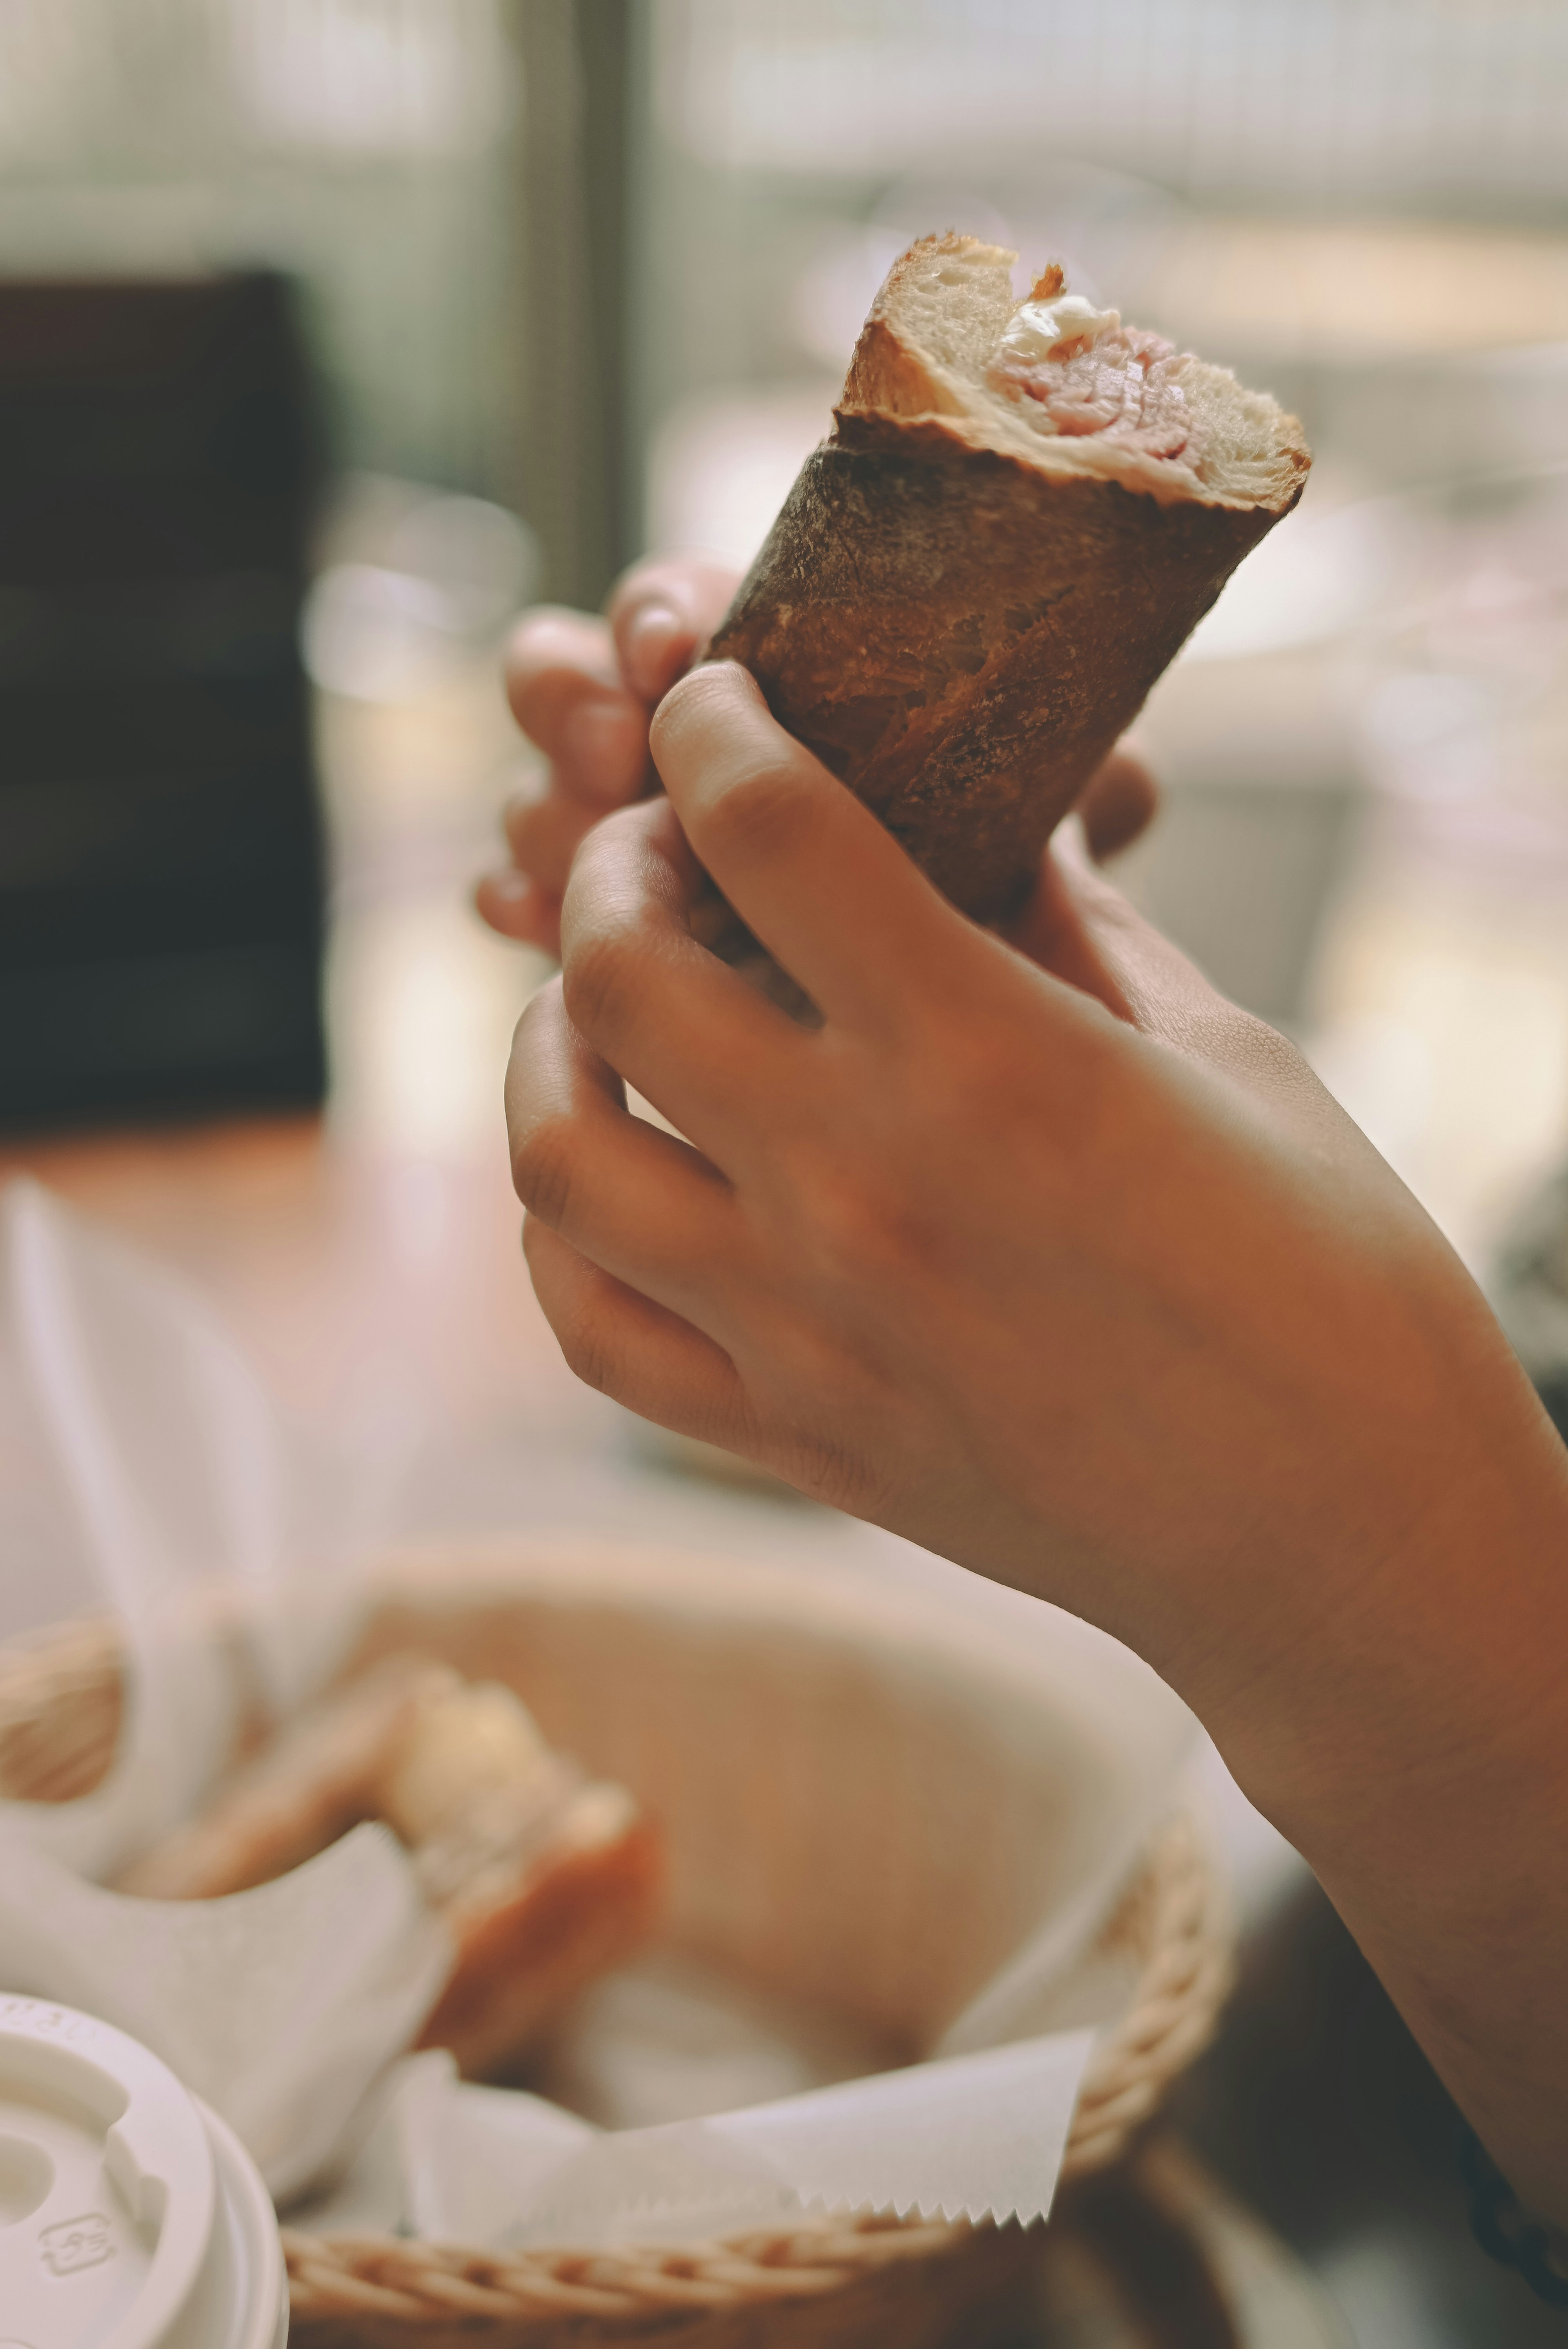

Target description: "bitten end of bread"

left=835, top=232, right=1309, bottom=517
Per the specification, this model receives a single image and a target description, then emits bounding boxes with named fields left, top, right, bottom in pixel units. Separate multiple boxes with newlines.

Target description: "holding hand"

left=501, top=652, right=1568, bottom=2225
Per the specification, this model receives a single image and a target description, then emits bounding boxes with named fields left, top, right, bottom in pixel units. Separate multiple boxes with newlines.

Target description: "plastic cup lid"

left=0, top=1996, right=286, bottom=2349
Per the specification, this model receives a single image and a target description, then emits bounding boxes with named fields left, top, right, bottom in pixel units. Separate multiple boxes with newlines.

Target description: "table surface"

left=0, top=1111, right=1557, bottom=2347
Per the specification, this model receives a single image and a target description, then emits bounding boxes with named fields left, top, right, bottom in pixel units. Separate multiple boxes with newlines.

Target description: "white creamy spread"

left=990, top=286, right=1199, bottom=465
left=998, top=294, right=1122, bottom=361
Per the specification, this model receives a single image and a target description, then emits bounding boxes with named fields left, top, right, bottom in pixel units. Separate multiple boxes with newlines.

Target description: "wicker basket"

left=0, top=1544, right=1232, bottom=2349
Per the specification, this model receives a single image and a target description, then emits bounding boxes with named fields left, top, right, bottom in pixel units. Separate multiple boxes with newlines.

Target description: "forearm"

left=1212, top=1406, right=1568, bottom=2220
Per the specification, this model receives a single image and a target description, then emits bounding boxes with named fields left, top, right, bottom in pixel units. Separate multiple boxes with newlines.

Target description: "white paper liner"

left=391, top=2028, right=1095, bottom=2248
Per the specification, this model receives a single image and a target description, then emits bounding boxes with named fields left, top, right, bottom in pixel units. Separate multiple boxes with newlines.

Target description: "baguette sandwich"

left=708, top=236, right=1310, bottom=926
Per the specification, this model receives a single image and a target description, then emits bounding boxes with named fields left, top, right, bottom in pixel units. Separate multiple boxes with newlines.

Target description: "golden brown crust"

left=707, top=234, right=1309, bottom=927
left=840, top=311, right=967, bottom=423
left=117, top=1656, right=446, bottom=1899
left=416, top=1811, right=664, bottom=2079
left=711, top=415, right=1292, bottom=924
left=837, top=232, right=1012, bottom=426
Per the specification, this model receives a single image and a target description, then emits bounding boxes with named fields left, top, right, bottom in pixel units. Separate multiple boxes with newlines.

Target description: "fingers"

left=608, top=555, right=743, bottom=702
left=1077, top=744, right=1159, bottom=862
left=489, top=560, right=743, bottom=953
left=650, top=664, right=966, bottom=1031
left=500, top=768, right=601, bottom=902
left=558, top=796, right=811, bottom=1169
left=504, top=609, right=649, bottom=808
left=524, top=1217, right=754, bottom=1447
left=506, top=978, right=742, bottom=1322
left=474, top=869, right=562, bottom=954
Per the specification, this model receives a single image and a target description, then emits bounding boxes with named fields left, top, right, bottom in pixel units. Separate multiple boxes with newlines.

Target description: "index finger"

left=649, top=662, right=966, bottom=1032
left=608, top=555, right=742, bottom=701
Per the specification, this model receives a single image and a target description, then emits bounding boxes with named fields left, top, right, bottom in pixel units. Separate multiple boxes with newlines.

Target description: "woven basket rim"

left=0, top=1547, right=1234, bottom=2335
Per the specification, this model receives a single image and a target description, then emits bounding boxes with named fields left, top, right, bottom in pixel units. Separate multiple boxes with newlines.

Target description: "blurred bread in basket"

left=118, top=1653, right=663, bottom=2077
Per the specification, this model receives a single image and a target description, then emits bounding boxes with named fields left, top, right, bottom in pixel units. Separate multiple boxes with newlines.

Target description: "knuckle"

left=557, top=1304, right=619, bottom=1397
left=511, top=1114, right=581, bottom=1229
left=703, top=758, right=813, bottom=867
left=561, top=917, right=647, bottom=1044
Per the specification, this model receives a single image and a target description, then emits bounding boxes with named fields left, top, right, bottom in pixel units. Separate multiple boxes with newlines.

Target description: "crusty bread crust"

left=709, top=235, right=1309, bottom=925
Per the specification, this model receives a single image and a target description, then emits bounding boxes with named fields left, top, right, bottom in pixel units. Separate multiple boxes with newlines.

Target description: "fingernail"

left=502, top=769, right=549, bottom=824
left=624, top=601, right=688, bottom=698
left=1055, top=813, right=1092, bottom=871
left=562, top=696, right=646, bottom=801
left=477, top=869, right=560, bottom=952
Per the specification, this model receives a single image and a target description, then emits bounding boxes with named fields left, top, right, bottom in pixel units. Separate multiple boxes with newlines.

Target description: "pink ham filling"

left=991, top=326, right=1200, bottom=465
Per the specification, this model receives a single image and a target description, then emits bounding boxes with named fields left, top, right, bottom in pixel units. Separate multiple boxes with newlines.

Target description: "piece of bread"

left=118, top=1653, right=448, bottom=1900
left=120, top=1658, right=662, bottom=2079
left=708, top=235, right=1310, bottom=927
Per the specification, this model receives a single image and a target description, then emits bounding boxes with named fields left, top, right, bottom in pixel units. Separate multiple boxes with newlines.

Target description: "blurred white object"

left=0, top=1995, right=288, bottom=2349
left=1185, top=497, right=1420, bottom=662
left=232, top=0, right=513, bottom=157
left=303, top=480, right=537, bottom=703
left=646, top=386, right=836, bottom=574
left=305, top=563, right=470, bottom=703
left=1357, top=669, right=1502, bottom=802
left=0, top=1180, right=449, bottom=2198
left=659, top=0, right=1568, bottom=211
left=0, top=1827, right=446, bottom=2203
left=790, top=225, right=911, bottom=371
left=0, top=1179, right=376, bottom=1856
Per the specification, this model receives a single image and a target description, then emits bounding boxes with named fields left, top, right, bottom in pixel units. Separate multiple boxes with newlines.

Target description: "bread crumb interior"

left=849, top=235, right=1307, bottom=514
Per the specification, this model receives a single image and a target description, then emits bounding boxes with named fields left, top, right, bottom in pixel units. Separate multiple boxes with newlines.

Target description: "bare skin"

left=481, top=556, right=1568, bottom=2225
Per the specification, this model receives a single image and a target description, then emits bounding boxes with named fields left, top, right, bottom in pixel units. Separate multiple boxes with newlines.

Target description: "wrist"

left=1198, top=1418, right=1568, bottom=2224
left=1191, top=1402, right=1568, bottom=1869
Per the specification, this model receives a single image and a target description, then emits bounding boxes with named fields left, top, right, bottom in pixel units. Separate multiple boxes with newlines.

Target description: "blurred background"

left=2, top=6, right=1568, bottom=2339
left=4, top=0, right=1567, bottom=1266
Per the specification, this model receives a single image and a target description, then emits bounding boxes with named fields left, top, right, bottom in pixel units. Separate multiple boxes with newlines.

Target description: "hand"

left=506, top=660, right=1555, bottom=1723
left=506, top=660, right=1568, bottom=2217
left=476, top=556, right=742, bottom=958
left=477, top=553, right=1159, bottom=958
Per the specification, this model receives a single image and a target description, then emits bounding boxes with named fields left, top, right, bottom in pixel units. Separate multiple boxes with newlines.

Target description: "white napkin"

left=0, top=1823, right=449, bottom=2201
left=0, top=1181, right=377, bottom=1878
left=393, top=2029, right=1095, bottom=2249
left=0, top=1181, right=440, bottom=2196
